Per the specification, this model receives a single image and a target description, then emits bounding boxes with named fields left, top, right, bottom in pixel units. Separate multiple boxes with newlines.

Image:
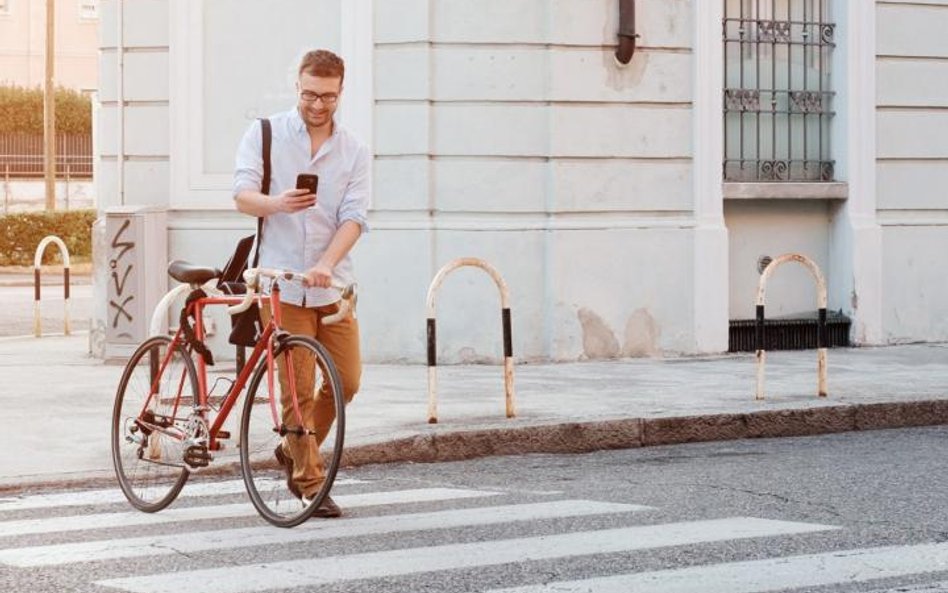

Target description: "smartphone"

left=296, top=173, right=319, bottom=195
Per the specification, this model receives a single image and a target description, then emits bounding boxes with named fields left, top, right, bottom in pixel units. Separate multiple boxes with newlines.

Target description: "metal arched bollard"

left=426, top=258, right=515, bottom=423
left=33, top=235, right=72, bottom=337
left=756, top=253, right=828, bottom=400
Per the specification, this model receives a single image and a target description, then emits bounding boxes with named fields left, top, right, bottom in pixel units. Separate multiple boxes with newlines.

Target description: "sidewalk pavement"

left=2, top=331, right=948, bottom=493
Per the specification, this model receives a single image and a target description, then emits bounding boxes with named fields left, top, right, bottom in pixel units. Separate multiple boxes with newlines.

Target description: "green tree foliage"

left=0, top=85, right=92, bottom=135
left=0, top=209, right=96, bottom=265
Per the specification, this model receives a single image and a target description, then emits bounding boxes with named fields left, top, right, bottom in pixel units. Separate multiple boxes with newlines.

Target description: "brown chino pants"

left=260, top=300, right=361, bottom=498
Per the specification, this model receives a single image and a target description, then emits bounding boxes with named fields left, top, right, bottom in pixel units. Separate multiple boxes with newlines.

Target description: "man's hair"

left=298, top=50, right=345, bottom=84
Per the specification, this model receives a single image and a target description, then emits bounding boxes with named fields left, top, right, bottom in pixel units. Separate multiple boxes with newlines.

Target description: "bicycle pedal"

left=183, top=445, right=213, bottom=468
left=217, top=430, right=231, bottom=439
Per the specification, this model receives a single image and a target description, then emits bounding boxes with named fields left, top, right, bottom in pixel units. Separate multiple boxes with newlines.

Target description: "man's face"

left=297, top=73, right=342, bottom=129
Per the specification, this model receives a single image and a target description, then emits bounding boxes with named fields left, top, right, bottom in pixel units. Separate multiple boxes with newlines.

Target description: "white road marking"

left=0, top=500, right=651, bottom=567
left=0, top=488, right=497, bottom=537
left=0, top=478, right=365, bottom=512
left=485, top=542, right=948, bottom=593
left=96, top=517, right=838, bottom=593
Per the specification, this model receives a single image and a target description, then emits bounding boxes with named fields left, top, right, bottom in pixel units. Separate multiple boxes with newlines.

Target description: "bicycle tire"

left=239, top=334, right=345, bottom=528
left=111, top=335, right=194, bottom=512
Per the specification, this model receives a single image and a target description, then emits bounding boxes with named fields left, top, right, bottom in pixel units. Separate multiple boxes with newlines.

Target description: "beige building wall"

left=0, top=0, right=98, bottom=90
left=369, top=0, right=704, bottom=362
left=876, top=0, right=948, bottom=343
left=93, top=0, right=948, bottom=361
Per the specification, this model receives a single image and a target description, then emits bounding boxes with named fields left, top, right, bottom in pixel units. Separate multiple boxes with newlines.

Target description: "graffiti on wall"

left=109, top=218, right=135, bottom=340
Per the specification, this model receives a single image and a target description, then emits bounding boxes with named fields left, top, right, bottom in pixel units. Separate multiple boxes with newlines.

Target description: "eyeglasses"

left=299, top=91, right=339, bottom=105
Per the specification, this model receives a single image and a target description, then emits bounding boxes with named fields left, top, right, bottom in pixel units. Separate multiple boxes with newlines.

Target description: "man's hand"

left=303, top=261, right=334, bottom=289
left=276, top=188, right=317, bottom=213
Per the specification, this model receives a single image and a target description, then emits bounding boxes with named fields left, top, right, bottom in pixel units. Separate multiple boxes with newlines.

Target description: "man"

left=233, top=49, right=370, bottom=518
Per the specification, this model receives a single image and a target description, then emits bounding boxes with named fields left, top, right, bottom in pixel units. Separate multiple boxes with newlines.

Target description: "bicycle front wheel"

left=111, top=335, right=195, bottom=512
left=240, top=335, right=345, bottom=528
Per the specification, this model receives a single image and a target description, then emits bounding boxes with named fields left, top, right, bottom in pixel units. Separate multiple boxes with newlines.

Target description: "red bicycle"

left=110, top=262, right=353, bottom=527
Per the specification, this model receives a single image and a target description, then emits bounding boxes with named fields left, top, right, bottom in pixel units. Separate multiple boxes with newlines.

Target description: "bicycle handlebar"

left=227, top=267, right=357, bottom=325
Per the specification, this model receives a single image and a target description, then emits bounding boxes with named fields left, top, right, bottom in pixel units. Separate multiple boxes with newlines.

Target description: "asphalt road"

left=2, top=427, right=948, bottom=592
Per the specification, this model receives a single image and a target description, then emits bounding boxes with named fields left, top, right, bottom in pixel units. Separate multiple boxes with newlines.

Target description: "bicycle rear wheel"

left=111, top=335, right=194, bottom=512
left=239, top=334, right=345, bottom=528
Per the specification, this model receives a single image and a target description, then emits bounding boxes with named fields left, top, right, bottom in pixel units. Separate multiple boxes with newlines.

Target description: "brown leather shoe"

left=303, top=494, right=343, bottom=519
left=273, top=444, right=302, bottom=499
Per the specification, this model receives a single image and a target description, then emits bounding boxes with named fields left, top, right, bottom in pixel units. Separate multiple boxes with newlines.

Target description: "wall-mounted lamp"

left=615, top=0, right=639, bottom=67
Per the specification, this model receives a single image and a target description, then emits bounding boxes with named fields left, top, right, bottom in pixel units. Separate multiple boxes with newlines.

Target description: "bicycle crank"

left=183, top=444, right=213, bottom=468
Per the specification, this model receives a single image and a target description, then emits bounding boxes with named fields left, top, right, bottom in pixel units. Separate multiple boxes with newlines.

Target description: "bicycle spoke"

left=240, top=335, right=345, bottom=527
left=111, top=336, right=193, bottom=512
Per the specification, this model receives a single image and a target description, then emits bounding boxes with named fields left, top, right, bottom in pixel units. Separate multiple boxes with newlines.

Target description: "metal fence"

left=0, top=133, right=93, bottom=179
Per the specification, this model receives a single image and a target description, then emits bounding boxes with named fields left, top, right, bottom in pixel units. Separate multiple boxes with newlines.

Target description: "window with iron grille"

left=723, top=0, right=835, bottom=182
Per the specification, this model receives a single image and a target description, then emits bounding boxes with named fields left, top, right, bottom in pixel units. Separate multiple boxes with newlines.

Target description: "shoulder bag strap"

left=254, top=118, right=271, bottom=268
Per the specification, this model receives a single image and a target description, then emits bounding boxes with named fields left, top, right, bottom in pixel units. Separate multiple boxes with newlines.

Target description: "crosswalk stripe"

left=0, top=478, right=365, bottom=512
left=864, top=582, right=948, bottom=593
left=95, top=517, right=838, bottom=593
left=482, top=542, right=948, bottom=593
left=0, top=488, right=497, bottom=538
left=0, top=500, right=652, bottom=567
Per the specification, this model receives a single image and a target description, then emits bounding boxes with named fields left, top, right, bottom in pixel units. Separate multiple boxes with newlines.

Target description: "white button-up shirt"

left=233, top=107, right=371, bottom=307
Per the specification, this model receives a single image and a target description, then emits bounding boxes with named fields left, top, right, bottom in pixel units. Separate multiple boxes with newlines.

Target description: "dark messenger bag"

left=217, top=118, right=271, bottom=348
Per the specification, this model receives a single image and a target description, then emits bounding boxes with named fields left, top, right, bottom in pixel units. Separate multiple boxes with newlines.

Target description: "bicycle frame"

left=136, top=282, right=300, bottom=453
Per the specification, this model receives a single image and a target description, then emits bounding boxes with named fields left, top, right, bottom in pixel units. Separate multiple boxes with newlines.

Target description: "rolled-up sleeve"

left=233, top=120, right=263, bottom=198
left=338, top=145, right=372, bottom=233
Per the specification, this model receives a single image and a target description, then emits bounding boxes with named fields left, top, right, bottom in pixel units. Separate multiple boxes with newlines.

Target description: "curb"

left=340, top=399, right=948, bottom=466
left=3, top=399, right=947, bottom=495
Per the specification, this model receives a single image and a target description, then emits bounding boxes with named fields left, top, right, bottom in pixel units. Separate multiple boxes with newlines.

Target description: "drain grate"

left=729, top=313, right=850, bottom=352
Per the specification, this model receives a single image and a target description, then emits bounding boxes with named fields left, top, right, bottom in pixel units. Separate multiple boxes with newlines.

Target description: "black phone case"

left=296, top=174, right=319, bottom=194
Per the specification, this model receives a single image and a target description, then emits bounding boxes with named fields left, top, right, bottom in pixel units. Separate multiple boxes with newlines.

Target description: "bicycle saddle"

left=168, top=260, right=221, bottom=285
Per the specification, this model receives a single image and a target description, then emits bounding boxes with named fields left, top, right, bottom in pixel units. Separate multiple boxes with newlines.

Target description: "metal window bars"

left=723, top=0, right=835, bottom=182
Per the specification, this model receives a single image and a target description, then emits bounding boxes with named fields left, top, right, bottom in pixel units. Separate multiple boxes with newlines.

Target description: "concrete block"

left=99, top=50, right=169, bottom=102
left=882, top=226, right=948, bottom=342
left=375, top=103, right=430, bottom=155
left=375, top=0, right=429, bottom=43
left=122, top=159, right=170, bottom=207
left=96, top=159, right=119, bottom=209
left=375, top=46, right=430, bottom=101
left=433, top=158, right=547, bottom=213
left=373, top=157, right=430, bottom=211
left=432, top=47, right=547, bottom=101
left=854, top=401, right=948, bottom=431
left=123, top=51, right=170, bottom=102
left=878, top=162, right=948, bottom=210
left=97, top=105, right=118, bottom=157
left=744, top=407, right=855, bottom=438
left=99, top=0, right=117, bottom=48
left=551, top=0, right=692, bottom=48
left=551, top=159, right=692, bottom=212
left=878, top=111, right=948, bottom=159
left=550, top=49, right=691, bottom=103
left=431, top=0, right=546, bottom=44
left=123, top=0, right=169, bottom=48
left=98, top=51, right=117, bottom=103
left=878, top=58, right=948, bottom=108
left=550, top=105, right=692, bottom=158
left=432, top=104, right=549, bottom=156
left=548, top=227, right=694, bottom=359
left=642, top=414, right=748, bottom=446
left=878, top=3, right=948, bottom=58
left=124, top=105, right=170, bottom=156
